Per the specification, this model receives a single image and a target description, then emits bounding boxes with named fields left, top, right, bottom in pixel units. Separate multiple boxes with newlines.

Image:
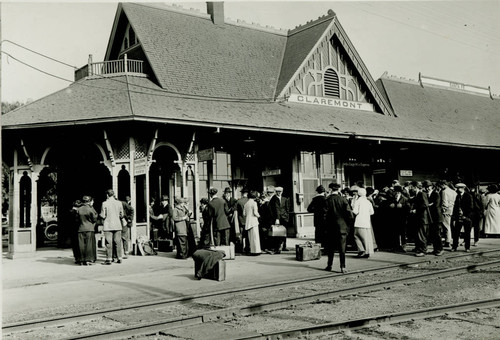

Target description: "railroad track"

left=233, top=298, right=500, bottom=340
left=4, top=249, right=498, bottom=334
left=4, top=250, right=500, bottom=340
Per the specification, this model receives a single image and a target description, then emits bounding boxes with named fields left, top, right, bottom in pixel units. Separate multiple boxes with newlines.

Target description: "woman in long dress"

left=484, top=184, right=500, bottom=236
left=243, top=191, right=261, bottom=255
left=352, top=188, right=375, bottom=258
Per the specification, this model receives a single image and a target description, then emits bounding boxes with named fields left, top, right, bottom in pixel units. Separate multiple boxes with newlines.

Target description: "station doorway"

left=40, top=142, right=111, bottom=248
left=149, top=144, right=182, bottom=205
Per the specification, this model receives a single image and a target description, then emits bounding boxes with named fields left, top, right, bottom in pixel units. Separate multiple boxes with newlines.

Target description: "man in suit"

left=223, top=187, right=238, bottom=245
left=236, top=188, right=250, bottom=253
left=158, top=195, right=174, bottom=240
left=270, top=186, right=290, bottom=251
left=100, top=189, right=124, bottom=265
left=423, top=180, right=444, bottom=256
left=324, top=183, right=352, bottom=273
left=438, top=180, right=457, bottom=248
left=386, top=185, right=409, bottom=252
left=121, top=196, right=134, bottom=259
left=208, top=187, right=231, bottom=246
left=410, top=181, right=433, bottom=257
left=452, top=183, right=474, bottom=252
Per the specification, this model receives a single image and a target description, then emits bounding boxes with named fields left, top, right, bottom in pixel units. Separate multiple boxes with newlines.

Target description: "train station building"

left=2, top=2, right=500, bottom=258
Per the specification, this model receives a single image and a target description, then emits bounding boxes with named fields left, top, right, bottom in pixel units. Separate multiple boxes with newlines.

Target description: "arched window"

left=324, top=68, right=340, bottom=98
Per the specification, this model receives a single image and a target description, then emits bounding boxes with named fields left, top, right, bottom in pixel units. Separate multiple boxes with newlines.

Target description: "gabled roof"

left=3, top=75, right=499, bottom=149
left=104, top=2, right=391, bottom=115
left=109, top=2, right=287, bottom=100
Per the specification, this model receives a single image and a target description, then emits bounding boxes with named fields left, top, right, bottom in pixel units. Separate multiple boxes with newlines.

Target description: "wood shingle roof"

left=121, top=2, right=286, bottom=100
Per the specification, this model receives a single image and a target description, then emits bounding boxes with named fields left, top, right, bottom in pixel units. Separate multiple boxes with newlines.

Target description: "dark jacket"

left=325, top=193, right=352, bottom=234
left=157, top=202, right=174, bottom=233
left=427, top=189, right=443, bottom=224
left=122, top=201, right=134, bottom=228
left=208, top=197, right=230, bottom=231
left=77, top=204, right=98, bottom=233
left=413, top=190, right=433, bottom=225
left=453, top=191, right=473, bottom=221
left=236, top=197, right=249, bottom=226
left=387, top=192, right=410, bottom=225
left=307, top=194, right=327, bottom=228
left=270, top=195, right=290, bottom=224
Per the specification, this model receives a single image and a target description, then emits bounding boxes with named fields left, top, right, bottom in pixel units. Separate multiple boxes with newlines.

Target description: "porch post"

left=7, top=149, right=38, bottom=258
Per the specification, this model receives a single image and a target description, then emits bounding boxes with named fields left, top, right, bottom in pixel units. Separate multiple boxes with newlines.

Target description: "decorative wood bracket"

left=20, top=139, right=34, bottom=171
left=147, top=128, right=159, bottom=164
left=103, top=130, right=116, bottom=167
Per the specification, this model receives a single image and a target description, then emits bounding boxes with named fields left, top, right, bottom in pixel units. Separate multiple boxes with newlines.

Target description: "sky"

left=1, top=1, right=499, bottom=103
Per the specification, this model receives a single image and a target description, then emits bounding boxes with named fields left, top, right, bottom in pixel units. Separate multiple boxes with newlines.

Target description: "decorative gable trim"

left=278, top=15, right=394, bottom=116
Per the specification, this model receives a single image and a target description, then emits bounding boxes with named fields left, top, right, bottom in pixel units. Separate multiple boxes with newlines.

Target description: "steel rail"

left=234, top=298, right=500, bottom=340
left=51, top=259, right=500, bottom=340
left=3, top=249, right=499, bottom=333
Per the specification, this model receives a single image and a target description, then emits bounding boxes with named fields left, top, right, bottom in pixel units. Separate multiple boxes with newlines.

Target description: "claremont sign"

left=288, top=94, right=374, bottom=112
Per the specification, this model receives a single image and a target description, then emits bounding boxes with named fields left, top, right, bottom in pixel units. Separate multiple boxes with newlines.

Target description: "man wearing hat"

left=409, top=181, right=432, bottom=257
left=437, top=180, right=457, bottom=248
left=236, top=187, right=250, bottom=253
left=423, top=180, right=444, bottom=256
left=270, top=186, right=291, bottom=251
left=452, top=183, right=473, bottom=252
left=222, top=187, right=238, bottom=245
left=386, top=184, right=410, bottom=252
left=158, top=195, right=174, bottom=241
left=100, top=189, right=124, bottom=265
left=208, top=187, right=231, bottom=246
left=324, top=183, right=352, bottom=273
left=121, top=196, right=134, bottom=259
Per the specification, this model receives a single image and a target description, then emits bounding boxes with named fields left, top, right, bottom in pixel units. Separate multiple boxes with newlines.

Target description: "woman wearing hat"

left=352, top=188, right=375, bottom=258
left=243, top=191, right=262, bottom=255
left=307, top=185, right=327, bottom=246
left=484, top=184, right=500, bottom=236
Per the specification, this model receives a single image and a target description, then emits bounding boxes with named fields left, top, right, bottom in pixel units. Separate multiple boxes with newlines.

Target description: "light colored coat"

left=441, top=186, right=457, bottom=215
left=101, top=196, right=124, bottom=231
left=243, top=198, right=260, bottom=230
left=353, top=196, right=374, bottom=228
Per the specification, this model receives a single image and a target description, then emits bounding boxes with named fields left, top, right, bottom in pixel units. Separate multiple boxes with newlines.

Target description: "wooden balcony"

left=74, top=55, right=145, bottom=81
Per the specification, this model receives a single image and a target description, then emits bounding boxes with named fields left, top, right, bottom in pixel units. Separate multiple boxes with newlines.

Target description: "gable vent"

left=324, top=68, right=340, bottom=98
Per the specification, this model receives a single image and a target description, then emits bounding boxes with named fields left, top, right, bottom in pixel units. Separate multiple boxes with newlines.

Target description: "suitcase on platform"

left=157, top=239, right=174, bottom=252
left=296, top=242, right=321, bottom=261
left=211, top=242, right=235, bottom=260
left=194, top=258, right=226, bottom=281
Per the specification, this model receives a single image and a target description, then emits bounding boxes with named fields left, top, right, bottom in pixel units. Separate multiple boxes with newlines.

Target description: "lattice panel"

left=134, top=138, right=148, bottom=159
left=115, top=140, right=130, bottom=160
left=185, top=151, right=195, bottom=162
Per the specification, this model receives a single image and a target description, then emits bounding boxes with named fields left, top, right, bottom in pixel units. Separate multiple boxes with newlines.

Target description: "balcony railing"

left=74, top=55, right=144, bottom=81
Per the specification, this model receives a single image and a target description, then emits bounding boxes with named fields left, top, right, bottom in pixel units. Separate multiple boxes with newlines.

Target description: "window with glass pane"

left=214, top=152, right=231, bottom=181
left=321, top=153, right=335, bottom=177
left=300, top=152, right=317, bottom=177
left=301, top=152, right=319, bottom=209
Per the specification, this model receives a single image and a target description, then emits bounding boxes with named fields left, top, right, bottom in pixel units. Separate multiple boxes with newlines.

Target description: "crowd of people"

left=69, top=180, right=500, bottom=272
left=71, top=189, right=133, bottom=266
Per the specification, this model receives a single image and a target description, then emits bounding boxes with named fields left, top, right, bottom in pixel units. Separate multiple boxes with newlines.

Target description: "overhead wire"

left=344, top=2, right=500, bottom=57
left=0, top=40, right=78, bottom=69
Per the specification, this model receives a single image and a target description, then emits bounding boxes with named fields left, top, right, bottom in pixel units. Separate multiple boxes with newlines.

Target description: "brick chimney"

left=207, top=2, right=224, bottom=25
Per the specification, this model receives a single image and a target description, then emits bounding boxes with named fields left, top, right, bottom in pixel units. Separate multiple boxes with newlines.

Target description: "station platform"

left=3, top=237, right=500, bottom=325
